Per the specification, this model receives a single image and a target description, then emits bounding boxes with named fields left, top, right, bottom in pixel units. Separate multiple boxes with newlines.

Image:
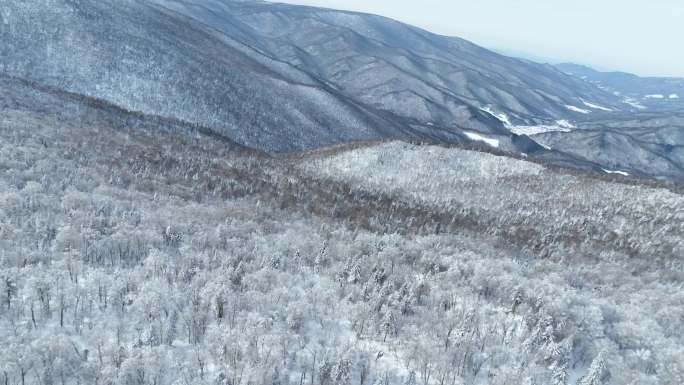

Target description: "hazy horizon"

left=276, top=0, right=684, bottom=78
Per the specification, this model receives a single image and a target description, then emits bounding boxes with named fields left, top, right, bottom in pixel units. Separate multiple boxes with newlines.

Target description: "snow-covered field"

left=507, top=122, right=574, bottom=136
left=480, top=107, right=575, bottom=136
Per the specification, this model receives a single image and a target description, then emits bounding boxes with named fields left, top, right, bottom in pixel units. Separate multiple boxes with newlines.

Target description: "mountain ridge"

left=3, top=0, right=684, bottom=182
left=1, top=0, right=625, bottom=154
left=556, top=62, right=684, bottom=111
left=153, top=0, right=625, bottom=121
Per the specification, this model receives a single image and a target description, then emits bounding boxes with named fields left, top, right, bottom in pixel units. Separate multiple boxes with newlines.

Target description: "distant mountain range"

left=536, top=64, right=684, bottom=181
left=556, top=63, right=684, bottom=111
left=1, top=0, right=683, bottom=182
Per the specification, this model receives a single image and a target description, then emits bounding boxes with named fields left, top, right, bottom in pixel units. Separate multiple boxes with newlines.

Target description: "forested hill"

left=1, top=74, right=683, bottom=385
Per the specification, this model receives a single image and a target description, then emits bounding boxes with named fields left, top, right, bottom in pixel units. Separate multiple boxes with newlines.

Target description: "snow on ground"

left=602, top=169, right=630, bottom=176
left=565, top=105, right=591, bottom=114
left=644, top=94, right=664, bottom=99
left=464, top=131, right=500, bottom=148
left=623, top=97, right=647, bottom=110
left=581, top=99, right=613, bottom=111
left=480, top=107, right=574, bottom=136
left=508, top=123, right=573, bottom=136
left=480, top=106, right=512, bottom=126
left=670, top=94, right=680, bottom=99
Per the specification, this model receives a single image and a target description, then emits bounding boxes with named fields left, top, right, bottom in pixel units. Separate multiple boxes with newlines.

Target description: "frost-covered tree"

left=579, top=352, right=610, bottom=385
left=0, top=84, right=682, bottom=385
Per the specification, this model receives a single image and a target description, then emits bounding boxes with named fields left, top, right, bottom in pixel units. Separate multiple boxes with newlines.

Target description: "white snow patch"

left=509, top=122, right=573, bottom=136
left=623, top=97, right=647, bottom=110
left=670, top=94, right=679, bottom=99
left=565, top=105, right=591, bottom=114
left=481, top=107, right=574, bottom=136
left=644, top=94, right=664, bottom=99
left=464, top=131, right=500, bottom=148
left=556, top=119, right=576, bottom=129
left=480, top=106, right=512, bottom=126
left=581, top=100, right=613, bottom=111
left=602, top=169, right=630, bottom=176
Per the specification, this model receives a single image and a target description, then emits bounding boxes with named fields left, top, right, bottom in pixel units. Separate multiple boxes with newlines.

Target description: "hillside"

left=1, top=75, right=683, bottom=385
left=0, top=0, right=400, bottom=152
left=151, top=0, right=625, bottom=125
left=528, top=112, right=684, bottom=181
left=556, top=63, right=684, bottom=111
left=2, top=0, right=630, bottom=156
left=5, top=0, right=684, bottom=183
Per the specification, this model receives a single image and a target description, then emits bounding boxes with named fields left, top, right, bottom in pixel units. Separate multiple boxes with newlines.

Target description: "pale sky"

left=276, top=0, right=684, bottom=77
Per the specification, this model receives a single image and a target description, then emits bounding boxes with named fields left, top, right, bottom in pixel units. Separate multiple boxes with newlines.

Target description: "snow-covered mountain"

left=531, top=112, right=684, bottom=181
left=556, top=63, right=684, bottom=111
left=149, top=0, right=625, bottom=123
left=2, top=0, right=683, bottom=182
left=1, top=0, right=625, bottom=155
left=2, top=2, right=684, bottom=384
left=1, top=0, right=404, bottom=152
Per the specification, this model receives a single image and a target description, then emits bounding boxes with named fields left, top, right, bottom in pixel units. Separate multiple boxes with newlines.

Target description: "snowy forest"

left=1, top=76, right=683, bottom=385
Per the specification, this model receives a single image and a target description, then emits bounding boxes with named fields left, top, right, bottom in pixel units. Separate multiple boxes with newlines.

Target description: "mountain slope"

left=1, top=0, right=626, bottom=155
left=532, top=113, right=684, bottom=181
left=0, top=0, right=409, bottom=152
left=5, top=0, right=683, bottom=183
left=556, top=63, right=684, bottom=111
left=152, top=0, right=625, bottom=126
